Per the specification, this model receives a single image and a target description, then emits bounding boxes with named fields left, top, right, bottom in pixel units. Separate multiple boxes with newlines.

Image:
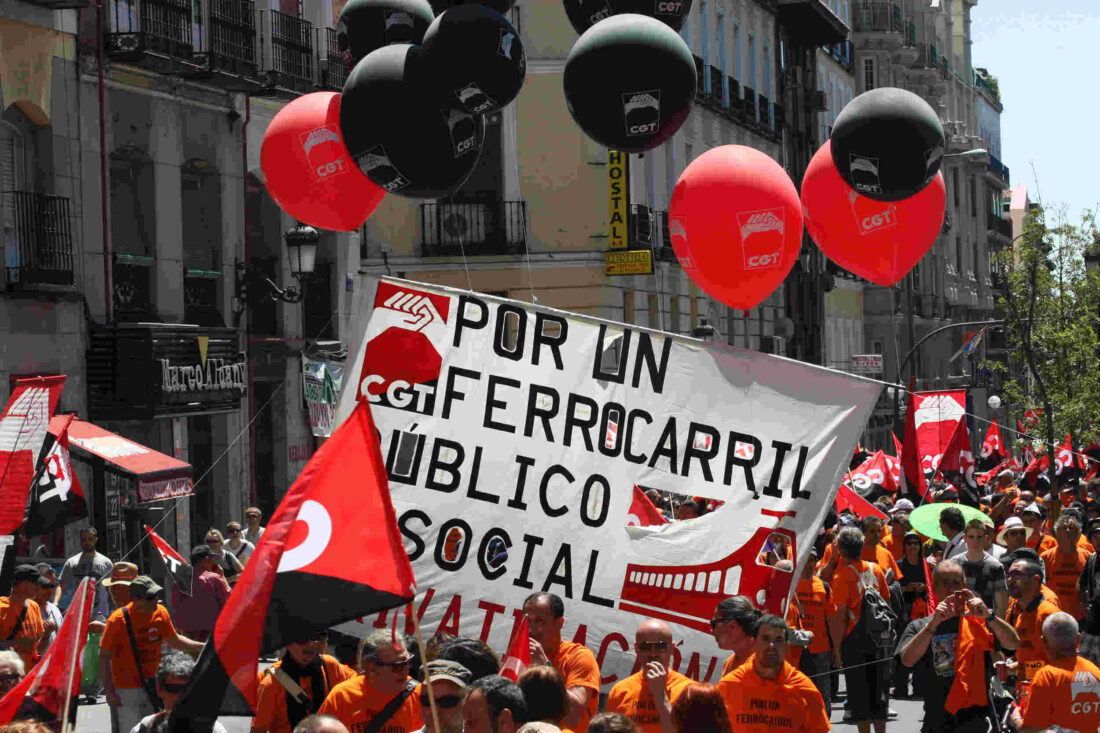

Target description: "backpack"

left=851, top=563, right=897, bottom=651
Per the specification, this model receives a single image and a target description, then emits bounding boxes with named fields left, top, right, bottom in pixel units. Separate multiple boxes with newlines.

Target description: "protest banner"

left=331, top=277, right=880, bottom=687
left=302, top=357, right=344, bottom=437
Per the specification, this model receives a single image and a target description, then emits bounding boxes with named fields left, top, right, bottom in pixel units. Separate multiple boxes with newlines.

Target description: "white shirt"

left=243, top=526, right=265, bottom=546
left=944, top=532, right=967, bottom=560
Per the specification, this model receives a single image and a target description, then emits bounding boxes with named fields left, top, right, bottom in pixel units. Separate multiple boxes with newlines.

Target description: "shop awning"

left=48, top=417, right=194, bottom=504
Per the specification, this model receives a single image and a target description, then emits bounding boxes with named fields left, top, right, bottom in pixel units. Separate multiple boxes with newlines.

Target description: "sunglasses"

left=636, top=641, right=670, bottom=651
left=161, top=680, right=188, bottom=694
left=371, top=655, right=413, bottom=669
left=421, top=693, right=464, bottom=708
left=709, top=618, right=732, bottom=630
left=246, top=514, right=260, bottom=519
left=226, top=528, right=240, bottom=534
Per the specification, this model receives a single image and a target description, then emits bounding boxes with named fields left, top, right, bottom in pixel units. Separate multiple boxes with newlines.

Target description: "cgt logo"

left=441, top=108, right=478, bottom=157
left=355, top=146, right=411, bottom=192
left=300, top=126, right=351, bottom=182
left=655, top=0, right=684, bottom=14
left=736, top=209, right=785, bottom=271
left=622, top=91, right=661, bottom=136
left=584, top=0, right=612, bottom=24
left=456, top=83, right=496, bottom=114
left=849, top=154, right=883, bottom=194
left=860, top=208, right=896, bottom=234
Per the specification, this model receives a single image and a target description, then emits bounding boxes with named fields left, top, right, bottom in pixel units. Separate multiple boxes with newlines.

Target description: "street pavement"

left=73, top=684, right=932, bottom=732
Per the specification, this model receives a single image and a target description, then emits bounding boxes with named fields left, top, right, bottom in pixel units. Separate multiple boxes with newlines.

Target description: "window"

left=955, top=236, right=963, bottom=274
left=763, top=40, right=771, bottom=99
left=732, top=21, right=741, bottom=87
left=717, top=10, right=726, bottom=105
left=748, top=33, right=756, bottom=89
left=863, top=58, right=875, bottom=91
left=110, top=149, right=155, bottom=257
left=969, top=176, right=977, bottom=218
left=181, top=161, right=222, bottom=272
left=700, top=0, right=710, bottom=92
left=972, top=240, right=980, bottom=279
left=952, top=168, right=960, bottom=207
left=2, top=122, right=25, bottom=269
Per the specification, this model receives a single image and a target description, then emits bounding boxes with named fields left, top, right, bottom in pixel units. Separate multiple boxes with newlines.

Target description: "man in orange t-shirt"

left=793, top=552, right=837, bottom=712
left=253, top=628, right=355, bottom=733
left=607, top=619, right=693, bottom=733
left=827, top=527, right=891, bottom=732
left=0, top=565, right=47, bottom=672
left=1039, top=515, right=1090, bottom=619
left=1006, top=557, right=1061, bottom=693
left=318, top=629, right=422, bottom=733
left=1013, top=611, right=1100, bottom=733
left=718, top=613, right=830, bottom=733
left=524, top=592, right=600, bottom=733
left=818, top=517, right=898, bottom=586
left=99, top=576, right=203, bottom=733
left=881, top=510, right=911, bottom=562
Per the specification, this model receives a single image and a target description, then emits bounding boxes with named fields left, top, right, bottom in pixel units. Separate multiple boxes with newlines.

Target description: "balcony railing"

left=194, top=0, right=257, bottom=77
left=420, top=200, right=527, bottom=256
left=4, top=192, right=75, bottom=288
left=852, top=1, right=898, bottom=33
left=316, top=27, right=347, bottom=91
left=988, top=153, right=1010, bottom=185
left=258, top=8, right=313, bottom=92
left=988, top=214, right=1013, bottom=240
left=107, top=0, right=194, bottom=59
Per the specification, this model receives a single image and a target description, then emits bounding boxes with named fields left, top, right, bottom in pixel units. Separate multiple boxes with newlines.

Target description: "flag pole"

left=59, top=579, right=88, bottom=733
left=409, top=594, right=442, bottom=733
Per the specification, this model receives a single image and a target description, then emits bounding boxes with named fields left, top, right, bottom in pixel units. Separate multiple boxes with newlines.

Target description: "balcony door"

left=1, top=121, right=25, bottom=278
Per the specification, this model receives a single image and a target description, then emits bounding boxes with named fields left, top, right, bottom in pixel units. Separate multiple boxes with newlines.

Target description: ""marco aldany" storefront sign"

left=160, top=358, right=247, bottom=394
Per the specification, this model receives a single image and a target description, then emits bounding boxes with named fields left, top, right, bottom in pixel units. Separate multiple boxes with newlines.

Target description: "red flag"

left=976, top=460, right=1007, bottom=487
left=1023, top=408, right=1044, bottom=429
left=981, top=420, right=1005, bottom=461
left=145, top=524, right=195, bottom=596
left=937, top=418, right=970, bottom=473
left=1055, top=434, right=1075, bottom=476
left=835, top=484, right=888, bottom=520
left=626, top=485, right=668, bottom=527
left=847, top=451, right=899, bottom=495
left=906, top=390, right=967, bottom=493
left=25, top=414, right=87, bottom=536
left=169, top=404, right=416, bottom=732
left=923, top=557, right=937, bottom=617
left=0, top=376, right=64, bottom=535
left=902, top=394, right=926, bottom=497
left=499, top=616, right=531, bottom=682
left=0, top=577, right=94, bottom=726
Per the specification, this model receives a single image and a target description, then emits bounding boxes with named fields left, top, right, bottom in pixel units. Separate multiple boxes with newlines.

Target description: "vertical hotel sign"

left=608, top=150, right=629, bottom=250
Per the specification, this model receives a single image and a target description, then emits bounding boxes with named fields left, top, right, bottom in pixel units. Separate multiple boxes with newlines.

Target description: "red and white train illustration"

left=618, top=508, right=797, bottom=634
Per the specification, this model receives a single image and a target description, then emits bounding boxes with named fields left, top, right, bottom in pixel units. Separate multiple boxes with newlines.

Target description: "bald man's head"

left=635, top=619, right=674, bottom=668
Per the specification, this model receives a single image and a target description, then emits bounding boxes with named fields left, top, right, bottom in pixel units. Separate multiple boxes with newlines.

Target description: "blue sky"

left=970, top=1, right=1098, bottom=223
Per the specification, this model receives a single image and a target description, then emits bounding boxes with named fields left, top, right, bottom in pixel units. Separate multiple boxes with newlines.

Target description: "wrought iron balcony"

left=4, top=192, right=75, bottom=288
left=192, top=0, right=258, bottom=81
left=106, top=0, right=193, bottom=62
left=693, top=55, right=705, bottom=103
left=420, top=200, right=527, bottom=256
left=258, top=8, right=313, bottom=93
left=987, top=214, right=1013, bottom=240
left=316, top=27, right=348, bottom=91
left=776, top=0, right=849, bottom=46
left=987, top=153, right=1010, bottom=185
left=852, top=1, right=899, bottom=33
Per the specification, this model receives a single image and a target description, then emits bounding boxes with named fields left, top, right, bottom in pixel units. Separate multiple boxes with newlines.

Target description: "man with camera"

left=897, top=559, right=1019, bottom=733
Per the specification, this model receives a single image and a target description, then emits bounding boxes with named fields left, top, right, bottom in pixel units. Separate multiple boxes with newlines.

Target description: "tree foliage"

left=986, top=207, right=1100, bottom=464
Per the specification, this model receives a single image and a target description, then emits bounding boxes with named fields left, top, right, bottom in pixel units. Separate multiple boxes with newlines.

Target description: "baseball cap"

left=190, top=544, right=212, bottom=564
left=422, top=659, right=472, bottom=688
left=128, top=576, right=163, bottom=600
left=11, top=565, right=49, bottom=587
left=889, top=499, right=915, bottom=514
left=102, top=562, right=139, bottom=587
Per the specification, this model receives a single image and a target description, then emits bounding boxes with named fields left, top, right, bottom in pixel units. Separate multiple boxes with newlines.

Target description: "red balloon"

left=260, top=92, right=385, bottom=232
left=668, top=145, right=802, bottom=311
left=802, top=141, right=945, bottom=286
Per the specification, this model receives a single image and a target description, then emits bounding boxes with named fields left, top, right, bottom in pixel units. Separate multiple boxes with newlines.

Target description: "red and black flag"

left=24, top=414, right=87, bottom=536
left=0, top=376, right=65, bottom=535
left=145, top=524, right=194, bottom=597
left=169, top=403, right=416, bottom=732
left=0, top=576, right=94, bottom=727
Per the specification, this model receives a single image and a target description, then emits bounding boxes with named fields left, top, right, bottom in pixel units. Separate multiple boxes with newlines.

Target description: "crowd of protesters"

left=5, top=463, right=1100, bottom=733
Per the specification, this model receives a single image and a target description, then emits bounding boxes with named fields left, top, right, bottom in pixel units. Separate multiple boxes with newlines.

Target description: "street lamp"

left=945, top=148, right=989, bottom=161
left=233, top=223, right=320, bottom=322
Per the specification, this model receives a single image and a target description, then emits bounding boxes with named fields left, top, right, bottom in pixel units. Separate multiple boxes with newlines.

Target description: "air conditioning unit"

left=759, top=335, right=786, bottom=355
left=424, top=202, right=489, bottom=246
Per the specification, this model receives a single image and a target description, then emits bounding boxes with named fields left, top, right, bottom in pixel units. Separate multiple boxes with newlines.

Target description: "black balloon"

left=419, top=5, right=526, bottom=115
left=562, top=0, right=692, bottom=35
left=337, top=0, right=435, bottom=71
left=340, top=44, right=485, bottom=199
left=829, top=87, right=946, bottom=202
left=563, top=14, right=695, bottom=153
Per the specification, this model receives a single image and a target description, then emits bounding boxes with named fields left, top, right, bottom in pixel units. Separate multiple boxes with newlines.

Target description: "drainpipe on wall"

left=243, top=94, right=257, bottom=508
left=98, top=0, right=111, bottom=322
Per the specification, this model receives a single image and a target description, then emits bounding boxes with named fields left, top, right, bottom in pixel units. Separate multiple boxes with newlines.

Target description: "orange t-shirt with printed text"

left=717, top=660, right=830, bottom=733
left=1021, top=655, right=1100, bottom=733
left=607, top=669, right=694, bottom=733
left=0, top=598, right=43, bottom=672
left=253, top=655, right=356, bottom=733
left=1008, top=597, right=1060, bottom=684
left=795, top=576, right=837, bottom=655
left=99, top=603, right=178, bottom=689
left=549, top=640, right=601, bottom=733
left=317, top=675, right=422, bottom=733
left=831, top=559, right=890, bottom=636
left=1039, top=546, right=1090, bottom=619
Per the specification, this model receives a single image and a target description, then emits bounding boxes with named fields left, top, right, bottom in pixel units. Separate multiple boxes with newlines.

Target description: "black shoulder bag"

left=363, top=679, right=417, bottom=733
left=122, top=608, right=164, bottom=712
